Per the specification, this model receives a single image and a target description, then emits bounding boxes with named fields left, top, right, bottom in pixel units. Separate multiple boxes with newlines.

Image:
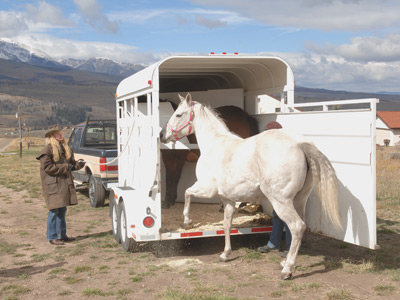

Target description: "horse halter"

left=166, top=102, right=195, bottom=141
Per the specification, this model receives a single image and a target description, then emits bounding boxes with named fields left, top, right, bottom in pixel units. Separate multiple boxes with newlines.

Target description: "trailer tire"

left=89, top=175, right=105, bottom=208
left=120, top=201, right=136, bottom=252
left=110, top=198, right=121, bottom=243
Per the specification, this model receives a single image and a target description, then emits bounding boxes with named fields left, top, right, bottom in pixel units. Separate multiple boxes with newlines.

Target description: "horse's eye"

left=176, top=114, right=182, bottom=118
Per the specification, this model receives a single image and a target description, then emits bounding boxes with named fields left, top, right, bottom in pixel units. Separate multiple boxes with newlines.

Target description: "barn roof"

left=377, top=111, right=400, bottom=129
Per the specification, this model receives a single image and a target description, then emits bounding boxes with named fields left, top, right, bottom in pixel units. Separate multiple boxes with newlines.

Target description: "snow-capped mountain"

left=60, top=57, right=144, bottom=78
left=0, top=39, right=144, bottom=77
left=0, top=39, right=62, bottom=67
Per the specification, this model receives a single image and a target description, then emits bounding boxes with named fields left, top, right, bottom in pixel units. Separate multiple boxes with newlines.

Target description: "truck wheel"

left=119, top=201, right=136, bottom=252
left=89, top=175, right=105, bottom=208
left=111, top=198, right=121, bottom=243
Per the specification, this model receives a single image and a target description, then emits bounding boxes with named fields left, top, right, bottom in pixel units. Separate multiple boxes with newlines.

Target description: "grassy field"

left=0, top=144, right=399, bottom=299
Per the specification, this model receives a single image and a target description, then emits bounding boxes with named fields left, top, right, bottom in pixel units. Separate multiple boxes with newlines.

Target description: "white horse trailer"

left=110, top=54, right=378, bottom=252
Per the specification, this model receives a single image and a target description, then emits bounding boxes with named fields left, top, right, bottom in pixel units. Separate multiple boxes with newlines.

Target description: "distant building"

left=376, top=111, right=400, bottom=146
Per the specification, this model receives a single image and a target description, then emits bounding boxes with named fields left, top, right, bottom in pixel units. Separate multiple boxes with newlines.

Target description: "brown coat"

left=36, top=144, right=82, bottom=210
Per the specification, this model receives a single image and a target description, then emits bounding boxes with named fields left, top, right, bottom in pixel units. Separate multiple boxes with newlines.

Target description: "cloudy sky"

left=1, top=0, right=400, bottom=93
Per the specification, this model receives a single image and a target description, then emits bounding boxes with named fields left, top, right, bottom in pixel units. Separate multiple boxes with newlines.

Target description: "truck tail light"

left=100, top=157, right=106, bottom=172
left=100, top=157, right=118, bottom=172
left=143, top=216, right=154, bottom=228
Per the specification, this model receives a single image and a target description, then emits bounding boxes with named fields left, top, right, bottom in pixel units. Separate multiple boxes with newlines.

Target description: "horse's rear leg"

left=219, top=198, right=235, bottom=262
left=278, top=171, right=314, bottom=278
left=272, top=202, right=306, bottom=280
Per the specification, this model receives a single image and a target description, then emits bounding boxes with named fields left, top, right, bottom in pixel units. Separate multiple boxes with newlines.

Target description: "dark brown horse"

left=161, top=105, right=259, bottom=208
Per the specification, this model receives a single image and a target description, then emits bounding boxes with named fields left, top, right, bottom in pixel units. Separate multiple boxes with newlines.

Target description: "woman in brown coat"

left=36, top=125, right=85, bottom=245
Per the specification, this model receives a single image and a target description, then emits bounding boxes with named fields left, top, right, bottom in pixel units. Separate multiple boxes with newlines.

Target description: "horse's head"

left=160, top=93, right=196, bottom=143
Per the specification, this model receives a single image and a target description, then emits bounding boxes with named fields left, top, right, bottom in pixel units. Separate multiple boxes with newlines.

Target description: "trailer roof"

left=116, top=55, right=294, bottom=99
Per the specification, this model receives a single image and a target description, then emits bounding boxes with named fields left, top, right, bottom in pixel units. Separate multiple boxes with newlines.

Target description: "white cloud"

left=190, top=0, right=400, bottom=31
left=25, top=1, right=73, bottom=27
left=307, top=33, right=400, bottom=63
left=268, top=51, right=400, bottom=92
left=0, top=11, right=28, bottom=37
left=73, top=0, right=118, bottom=34
left=196, top=15, right=227, bottom=29
left=12, top=34, right=163, bottom=65
left=109, top=8, right=249, bottom=28
left=0, top=2, right=72, bottom=37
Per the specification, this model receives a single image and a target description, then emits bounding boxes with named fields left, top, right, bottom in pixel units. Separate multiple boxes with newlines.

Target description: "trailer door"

left=255, top=99, right=378, bottom=249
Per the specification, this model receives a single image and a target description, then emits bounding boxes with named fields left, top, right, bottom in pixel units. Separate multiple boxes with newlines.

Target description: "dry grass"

left=376, top=146, right=400, bottom=221
left=0, top=148, right=42, bottom=199
left=1, top=144, right=400, bottom=299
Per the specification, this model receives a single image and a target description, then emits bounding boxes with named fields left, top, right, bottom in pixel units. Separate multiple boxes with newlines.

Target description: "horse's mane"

left=197, top=104, right=232, bottom=135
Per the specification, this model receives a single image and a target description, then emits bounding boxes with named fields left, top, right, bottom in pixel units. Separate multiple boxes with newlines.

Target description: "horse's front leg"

left=220, top=198, right=235, bottom=262
left=183, top=181, right=217, bottom=229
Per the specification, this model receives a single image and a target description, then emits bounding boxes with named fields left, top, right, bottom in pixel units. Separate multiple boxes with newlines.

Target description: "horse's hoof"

left=219, top=254, right=228, bottom=262
left=183, top=223, right=193, bottom=230
left=281, top=272, right=292, bottom=280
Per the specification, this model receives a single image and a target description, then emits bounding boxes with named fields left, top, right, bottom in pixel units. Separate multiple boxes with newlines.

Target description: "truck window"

left=68, top=127, right=83, bottom=150
left=84, top=124, right=117, bottom=147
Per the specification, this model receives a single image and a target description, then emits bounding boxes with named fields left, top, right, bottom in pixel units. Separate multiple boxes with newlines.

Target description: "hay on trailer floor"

left=161, top=202, right=272, bottom=233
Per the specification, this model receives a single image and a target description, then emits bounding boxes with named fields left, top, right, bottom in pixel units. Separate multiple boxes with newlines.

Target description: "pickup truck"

left=68, top=118, right=118, bottom=207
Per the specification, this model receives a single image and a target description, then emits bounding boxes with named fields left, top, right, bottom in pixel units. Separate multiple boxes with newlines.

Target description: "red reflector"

left=251, top=226, right=273, bottom=233
left=210, top=52, right=215, bottom=55
left=148, top=80, right=152, bottom=85
left=143, top=216, right=154, bottom=228
left=99, top=157, right=106, bottom=172
left=222, top=52, right=226, bottom=55
left=107, top=165, right=118, bottom=171
left=217, top=229, right=238, bottom=235
left=181, top=232, right=203, bottom=238
left=234, top=52, right=238, bottom=55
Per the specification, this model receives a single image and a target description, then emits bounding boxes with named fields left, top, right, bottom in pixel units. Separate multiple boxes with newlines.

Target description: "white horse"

left=160, top=93, right=341, bottom=280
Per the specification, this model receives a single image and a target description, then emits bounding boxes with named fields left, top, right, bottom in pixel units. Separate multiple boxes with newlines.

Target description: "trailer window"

left=137, top=94, right=151, bottom=116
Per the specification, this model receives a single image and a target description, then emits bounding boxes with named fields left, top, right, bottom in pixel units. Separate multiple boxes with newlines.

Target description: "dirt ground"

left=0, top=181, right=399, bottom=300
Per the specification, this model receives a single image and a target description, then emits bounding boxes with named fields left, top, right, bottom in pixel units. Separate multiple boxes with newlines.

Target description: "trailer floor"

left=161, top=202, right=272, bottom=233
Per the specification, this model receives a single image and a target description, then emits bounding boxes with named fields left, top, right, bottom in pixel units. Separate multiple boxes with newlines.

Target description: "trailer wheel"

left=89, top=175, right=105, bottom=208
left=110, top=198, right=121, bottom=243
left=120, top=201, right=136, bottom=252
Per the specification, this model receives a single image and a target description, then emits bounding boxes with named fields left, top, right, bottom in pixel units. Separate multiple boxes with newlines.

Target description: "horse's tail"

left=299, top=143, right=341, bottom=229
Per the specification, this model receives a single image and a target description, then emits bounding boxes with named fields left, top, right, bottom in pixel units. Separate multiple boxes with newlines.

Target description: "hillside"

left=1, top=55, right=400, bottom=133
left=0, top=58, right=121, bottom=105
left=295, top=86, right=400, bottom=111
left=0, top=58, right=122, bottom=130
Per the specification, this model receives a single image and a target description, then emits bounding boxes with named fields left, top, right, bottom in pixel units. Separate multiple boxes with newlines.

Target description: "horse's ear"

left=178, top=94, right=185, bottom=103
left=185, top=93, right=192, bottom=105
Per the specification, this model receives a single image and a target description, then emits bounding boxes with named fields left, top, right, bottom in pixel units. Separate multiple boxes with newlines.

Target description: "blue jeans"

left=47, top=207, right=67, bottom=241
left=267, top=210, right=292, bottom=250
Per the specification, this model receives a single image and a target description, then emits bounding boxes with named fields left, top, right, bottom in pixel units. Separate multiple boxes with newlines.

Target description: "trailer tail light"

left=143, top=216, right=154, bottom=228
left=99, top=157, right=118, bottom=172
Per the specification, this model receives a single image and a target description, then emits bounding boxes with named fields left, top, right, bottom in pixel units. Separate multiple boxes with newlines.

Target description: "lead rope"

left=83, top=118, right=135, bottom=166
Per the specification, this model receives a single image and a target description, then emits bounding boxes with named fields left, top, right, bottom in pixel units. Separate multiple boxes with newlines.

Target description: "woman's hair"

left=46, top=134, right=72, bottom=162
